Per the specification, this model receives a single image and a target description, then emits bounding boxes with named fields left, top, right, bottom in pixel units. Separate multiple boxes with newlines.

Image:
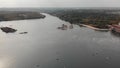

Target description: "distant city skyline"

left=0, top=0, right=120, bottom=8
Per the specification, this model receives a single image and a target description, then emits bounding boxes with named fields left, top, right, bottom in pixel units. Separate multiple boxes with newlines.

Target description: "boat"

left=69, top=24, right=73, bottom=29
left=109, top=25, right=120, bottom=33
left=57, top=24, right=68, bottom=30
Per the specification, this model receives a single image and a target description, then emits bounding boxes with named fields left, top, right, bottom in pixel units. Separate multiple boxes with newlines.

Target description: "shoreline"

left=79, top=24, right=110, bottom=31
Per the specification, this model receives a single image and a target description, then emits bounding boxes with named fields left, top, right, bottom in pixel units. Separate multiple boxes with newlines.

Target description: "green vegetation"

left=47, top=9, right=120, bottom=29
left=0, top=11, right=45, bottom=21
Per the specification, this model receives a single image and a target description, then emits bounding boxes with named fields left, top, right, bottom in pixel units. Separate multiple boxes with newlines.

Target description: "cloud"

left=0, top=0, right=120, bottom=7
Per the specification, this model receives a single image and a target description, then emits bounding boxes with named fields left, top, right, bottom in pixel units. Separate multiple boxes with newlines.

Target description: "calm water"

left=0, top=13, right=120, bottom=68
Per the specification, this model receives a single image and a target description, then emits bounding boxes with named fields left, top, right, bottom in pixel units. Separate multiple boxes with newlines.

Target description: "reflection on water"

left=0, top=13, right=120, bottom=68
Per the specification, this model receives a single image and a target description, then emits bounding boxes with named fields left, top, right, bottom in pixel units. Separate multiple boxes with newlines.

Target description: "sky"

left=0, top=0, right=120, bottom=8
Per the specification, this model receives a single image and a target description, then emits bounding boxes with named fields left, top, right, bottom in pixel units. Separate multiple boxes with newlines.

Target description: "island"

left=0, top=11, right=45, bottom=21
left=0, top=27, right=17, bottom=33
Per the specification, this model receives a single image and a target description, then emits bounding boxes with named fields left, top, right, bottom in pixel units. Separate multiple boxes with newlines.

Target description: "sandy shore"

left=79, top=24, right=110, bottom=31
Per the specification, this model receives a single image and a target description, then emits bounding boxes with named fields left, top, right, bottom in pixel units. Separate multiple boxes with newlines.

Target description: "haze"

left=0, top=0, right=120, bottom=7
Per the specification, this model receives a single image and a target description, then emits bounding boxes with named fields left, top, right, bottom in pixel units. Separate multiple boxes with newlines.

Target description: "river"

left=0, top=13, right=120, bottom=68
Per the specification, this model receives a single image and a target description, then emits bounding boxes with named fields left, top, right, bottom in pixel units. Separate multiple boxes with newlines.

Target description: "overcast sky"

left=0, top=0, right=120, bottom=7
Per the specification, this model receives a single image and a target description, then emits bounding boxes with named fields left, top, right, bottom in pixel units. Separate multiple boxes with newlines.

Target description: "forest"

left=47, top=9, right=120, bottom=29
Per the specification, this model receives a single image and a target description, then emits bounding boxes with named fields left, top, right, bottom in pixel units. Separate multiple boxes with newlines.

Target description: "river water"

left=0, top=13, right=120, bottom=68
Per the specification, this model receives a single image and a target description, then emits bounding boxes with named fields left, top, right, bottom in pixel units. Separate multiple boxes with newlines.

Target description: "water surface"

left=0, top=13, right=120, bottom=68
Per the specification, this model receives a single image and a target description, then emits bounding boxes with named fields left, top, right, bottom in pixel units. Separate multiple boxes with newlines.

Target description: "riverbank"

left=79, top=24, right=110, bottom=31
left=47, top=9, right=120, bottom=29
